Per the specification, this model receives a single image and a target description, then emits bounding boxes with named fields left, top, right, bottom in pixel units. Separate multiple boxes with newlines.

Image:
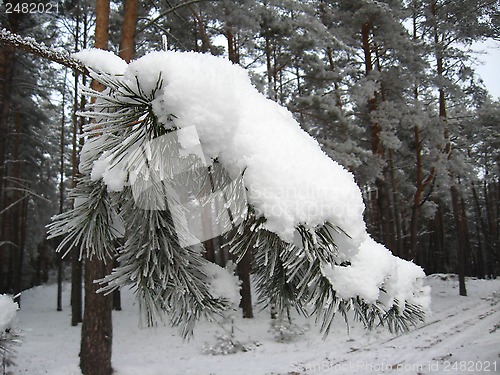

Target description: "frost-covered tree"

left=415, top=0, right=500, bottom=295
left=48, top=48, right=430, bottom=338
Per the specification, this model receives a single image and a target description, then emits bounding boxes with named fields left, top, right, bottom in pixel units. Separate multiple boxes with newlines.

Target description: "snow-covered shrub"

left=203, top=330, right=261, bottom=356
left=269, top=317, right=308, bottom=343
left=203, top=332, right=248, bottom=355
left=0, top=294, right=20, bottom=372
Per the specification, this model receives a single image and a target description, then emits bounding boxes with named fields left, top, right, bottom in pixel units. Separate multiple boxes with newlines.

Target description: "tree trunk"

left=80, top=0, right=113, bottom=374
left=471, top=184, right=486, bottom=278
left=224, top=32, right=253, bottom=318
left=237, top=247, right=253, bottom=318
left=71, top=251, right=83, bottom=325
left=484, top=180, right=499, bottom=278
left=57, top=69, right=68, bottom=312
left=361, top=21, right=395, bottom=252
left=432, top=0, right=467, bottom=294
left=71, top=65, right=83, bottom=325
left=71, top=72, right=83, bottom=324
left=451, top=185, right=468, bottom=296
left=10, top=110, right=22, bottom=305
left=70, top=6, right=83, bottom=326
left=111, top=0, right=139, bottom=312
left=80, top=257, right=113, bottom=375
left=189, top=4, right=212, bottom=53
left=119, top=0, right=138, bottom=63
left=409, top=123, right=435, bottom=261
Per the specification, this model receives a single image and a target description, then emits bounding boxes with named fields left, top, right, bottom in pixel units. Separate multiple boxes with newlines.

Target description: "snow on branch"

left=0, top=28, right=89, bottom=75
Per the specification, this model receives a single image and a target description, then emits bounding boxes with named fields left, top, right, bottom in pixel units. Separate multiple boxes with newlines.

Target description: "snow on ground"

left=11, top=275, right=500, bottom=375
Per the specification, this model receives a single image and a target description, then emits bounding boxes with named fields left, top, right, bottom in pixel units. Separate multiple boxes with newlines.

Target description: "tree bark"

left=189, top=4, right=213, bottom=53
left=237, top=247, right=253, bottom=318
left=471, top=184, right=486, bottom=278
left=80, top=257, right=113, bottom=375
left=57, top=69, right=68, bottom=312
left=71, top=58, right=83, bottom=326
left=432, top=0, right=468, bottom=294
left=409, top=124, right=435, bottom=261
left=119, top=0, right=138, bottom=63
left=111, top=0, right=139, bottom=313
left=484, top=180, right=499, bottom=278
left=361, top=21, right=395, bottom=252
left=80, top=0, right=113, bottom=374
left=70, top=5, right=83, bottom=326
left=224, top=34, right=253, bottom=318
left=451, top=185, right=468, bottom=296
left=10, top=110, right=22, bottom=305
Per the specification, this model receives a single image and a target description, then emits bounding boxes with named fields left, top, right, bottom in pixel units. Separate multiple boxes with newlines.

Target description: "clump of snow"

left=120, top=51, right=367, bottom=246
left=0, top=294, right=18, bottom=334
left=322, top=237, right=431, bottom=310
left=73, top=49, right=127, bottom=76
left=204, top=262, right=241, bottom=306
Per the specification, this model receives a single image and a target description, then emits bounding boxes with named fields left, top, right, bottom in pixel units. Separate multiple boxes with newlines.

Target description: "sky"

left=472, top=39, right=500, bottom=100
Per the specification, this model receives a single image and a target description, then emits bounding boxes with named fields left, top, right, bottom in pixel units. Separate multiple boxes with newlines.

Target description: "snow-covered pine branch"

left=48, top=48, right=431, bottom=338
left=0, top=28, right=89, bottom=75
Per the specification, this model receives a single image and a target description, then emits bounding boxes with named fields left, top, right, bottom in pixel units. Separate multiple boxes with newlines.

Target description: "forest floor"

left=10, top=274, right=500, bottom=374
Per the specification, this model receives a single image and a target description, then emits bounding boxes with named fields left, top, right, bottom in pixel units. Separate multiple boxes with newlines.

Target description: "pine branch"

left=46, top=176, right=121, bottom=261
left=100, top=186, right=231, bottom=338
left=228, top=210, right=427, bottom=337
left=0, top=28, right=89, bottom=76
left=46, top=57, right=428, bottom=339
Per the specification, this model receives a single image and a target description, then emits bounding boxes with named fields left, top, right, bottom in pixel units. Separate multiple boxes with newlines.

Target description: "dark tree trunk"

left=119, top=0, right=138, bottom=62
left=471, top=184, right=485, bottom=278
left=484, top=181, right=499, bottom=278
left=79, top=1, right=113, bottom=374
left=112, top=258, right=121, bottom=311
left=451, top=185, right=468, bottom=296
left=361, top=21, right=396, bottom=253
left=189, top=4, right=212, bottom=53
left=11, top=110, right=22, bottom=305
left=80, top=257, right=113, bottom=375
left=112, top=0, right=139, bottom=312
left=70, top=5, right=83, bottom=326
left=71, top=251, right=83, bottom=326
left=224, top=30, right=253, bottom=318
left=237, top=247, right=253, bottom=318
left=57, top=70, right=68, bottom=312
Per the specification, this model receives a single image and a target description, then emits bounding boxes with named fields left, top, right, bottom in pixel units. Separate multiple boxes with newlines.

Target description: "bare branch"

left=138, top=0, right=214, bottom=34
left=0, top=28, right=89, bottom=76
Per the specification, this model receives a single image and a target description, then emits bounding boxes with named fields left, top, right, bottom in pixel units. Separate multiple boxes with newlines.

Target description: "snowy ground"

left=10, top=275, right=500, bottom=375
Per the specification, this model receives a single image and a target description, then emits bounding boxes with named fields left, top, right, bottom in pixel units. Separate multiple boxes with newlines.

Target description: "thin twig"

left=0, top=28, right=89, bottom=76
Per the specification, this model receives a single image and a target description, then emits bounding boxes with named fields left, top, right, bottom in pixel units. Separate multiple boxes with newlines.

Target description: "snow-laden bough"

left=48, top=49, right=430, bottom=337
